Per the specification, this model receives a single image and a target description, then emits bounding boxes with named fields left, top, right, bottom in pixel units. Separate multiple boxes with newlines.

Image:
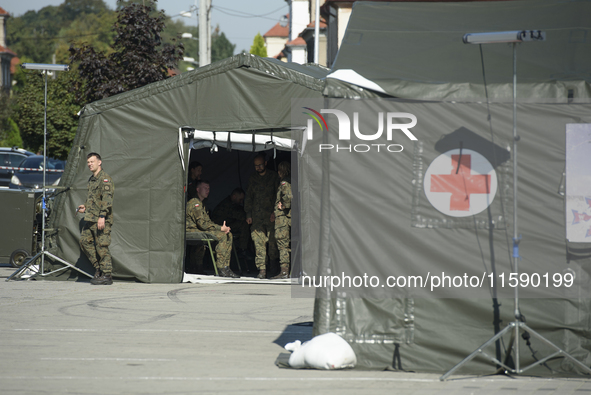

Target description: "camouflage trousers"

left=275, top=223, right=291, bottom=266
left=208, top=231, right=233, bottom=269
left=80, top=221, right=112, bottom=275
left=251, top=219, right=279, bottom=270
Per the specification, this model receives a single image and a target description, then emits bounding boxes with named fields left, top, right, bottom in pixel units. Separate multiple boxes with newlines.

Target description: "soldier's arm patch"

left=105, top=185, right=110, bottom=191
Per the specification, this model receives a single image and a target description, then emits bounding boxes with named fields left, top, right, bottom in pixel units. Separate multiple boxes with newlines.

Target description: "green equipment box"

left=0, top=189, right=40, bottom=266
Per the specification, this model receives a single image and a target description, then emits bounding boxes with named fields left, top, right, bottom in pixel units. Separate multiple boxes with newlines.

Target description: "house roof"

left=306, top=18, right=327, bottom=29
left=0, top=7, right=9, bottom=16
left=273, top=50, right=287, bottom=59
left=0, top=45, right=16, bottom=56
left=263, top=15, right=289, bottom=38
left=286, top=36, right=306, bottom=47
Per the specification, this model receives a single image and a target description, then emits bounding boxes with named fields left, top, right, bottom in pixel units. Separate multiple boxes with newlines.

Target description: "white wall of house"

left=337, top=6, right=352, bottom=48
left=265, top=36, right=288, bottom=58
left=290, top=46, right=307, bottom=64
left=0, top=14, right=7, bottom=48
left=290, top=0, right=310, bottom=41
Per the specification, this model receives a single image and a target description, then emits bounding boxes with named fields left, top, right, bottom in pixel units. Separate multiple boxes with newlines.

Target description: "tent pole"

left=511, top=42, right=521, bottom=373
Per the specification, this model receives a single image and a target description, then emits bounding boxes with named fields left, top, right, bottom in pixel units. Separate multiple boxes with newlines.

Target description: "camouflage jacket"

left=186, top=197, right=220, bottom=232
left=211, top=196, right=246, bottom=226
left=244, top=169, right=279, bottom=221
left=274, top=176, right=292, bottom=224
left=84, top=169, right=114, bottom=224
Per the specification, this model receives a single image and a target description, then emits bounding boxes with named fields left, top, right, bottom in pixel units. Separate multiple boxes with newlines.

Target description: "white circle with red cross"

left=423, top=149, right=498, bottom=217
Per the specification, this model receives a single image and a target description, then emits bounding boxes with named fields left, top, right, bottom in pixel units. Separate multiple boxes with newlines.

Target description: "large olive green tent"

left=47, top=54, right=357, bottom=283
left=300, top=0, right=591, bottom=375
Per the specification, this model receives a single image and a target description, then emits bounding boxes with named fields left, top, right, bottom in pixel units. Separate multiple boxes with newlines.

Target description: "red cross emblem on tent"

left=423, top=149, right=498, bottom=217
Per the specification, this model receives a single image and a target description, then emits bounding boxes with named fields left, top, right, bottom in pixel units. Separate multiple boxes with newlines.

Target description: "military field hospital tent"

left=299, top=0, right=591, bottom=375
left=47, top=54, right=369, bottom=283
left=46, top=0, right=591, bottom=376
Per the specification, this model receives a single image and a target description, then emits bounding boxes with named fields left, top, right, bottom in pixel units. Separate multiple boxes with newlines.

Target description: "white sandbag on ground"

left=285, top=332, right=357, bottom=369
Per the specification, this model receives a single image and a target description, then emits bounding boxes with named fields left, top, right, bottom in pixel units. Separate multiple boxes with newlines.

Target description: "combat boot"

left=92, top=274, right=113, bottom=285
left=256, top=269, right=266, bottom=279
left=90, top=269, right=102, bottom=285
left=271, top=264, right=290, bottom=279
left=219, top=266, right=239, bottom=278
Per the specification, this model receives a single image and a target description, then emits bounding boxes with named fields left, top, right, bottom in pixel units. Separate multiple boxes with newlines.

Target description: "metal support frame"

left=441, top=37, right=591, bottom=380
left=441, top=321, right=591, bottom=380
left=7, top=64, right=92, bottom=282
left=187, top=233, right=242, bottom=276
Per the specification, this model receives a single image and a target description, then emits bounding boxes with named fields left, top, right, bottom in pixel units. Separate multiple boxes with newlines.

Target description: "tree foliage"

left=54, top=11, right=117, bottom=64
left=16, top=72, right=80, bottom=159
left=161, top=18, right=198, bottom=72
left=7, top=0, right=113, bottom=64
left=69, top=0, right=184, bottom=104
left=0, top=93, right=23, bottom=148
left=212, top=26, right=236, bottom=63
left=249, top=33, right=267, bottom=58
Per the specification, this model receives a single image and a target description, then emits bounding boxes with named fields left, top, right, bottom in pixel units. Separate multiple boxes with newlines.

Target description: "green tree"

left=54, top=10, right=117, bottom=64
left=162, top=17, right=198, bottom=72
left=212, top=26, right=235, bottom=62
left=0, top=119, right=24, bottom=148
left=16, top=72, right=80, bottom=159
left=0, top=93, right=23, bottom=148
left=69, top=0, right=184, bottom=103
left=249, top=33, right=267, bottom=58
left=6, top=0, right=113, bottom=64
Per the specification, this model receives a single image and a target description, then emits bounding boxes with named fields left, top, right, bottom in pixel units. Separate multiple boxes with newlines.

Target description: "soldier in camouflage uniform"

left=185, top=183, right=206, bottom=274
left=245, top=154, right=280, bottom=279
left=272, top=162, right=292, bottom=279
left=211, top=188, right=250, bottom=251
left=77, top=152, right=114, bottom=285
left=187, top=161, right=202, bottom=200
left=186, top=180, right=239, bottom=278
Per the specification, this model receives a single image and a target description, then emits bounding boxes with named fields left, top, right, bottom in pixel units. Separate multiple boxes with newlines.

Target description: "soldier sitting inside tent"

left=186, top=180, right=239, bottom=278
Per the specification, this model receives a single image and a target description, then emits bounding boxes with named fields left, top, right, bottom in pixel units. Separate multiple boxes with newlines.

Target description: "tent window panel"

left=565, top=124, right=591, bottom=243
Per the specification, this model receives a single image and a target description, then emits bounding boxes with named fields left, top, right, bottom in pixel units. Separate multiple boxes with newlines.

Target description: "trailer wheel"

left=10, top=249, right=31, bottom=268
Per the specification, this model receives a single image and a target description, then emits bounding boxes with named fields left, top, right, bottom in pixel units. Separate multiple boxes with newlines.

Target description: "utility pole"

left=314, top=0, right=319, bottom=64
left=199, top=0, right=211, bottom=66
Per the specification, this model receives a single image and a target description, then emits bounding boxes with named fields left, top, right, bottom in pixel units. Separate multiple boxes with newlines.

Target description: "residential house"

left=279, top=0, right=328, bottom=66
left=263, top=14, right=289, bottom=61
left=0, top=7, right=17, bottom=92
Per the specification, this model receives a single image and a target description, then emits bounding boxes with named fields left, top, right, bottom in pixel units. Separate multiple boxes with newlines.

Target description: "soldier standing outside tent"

left=77, top=152, right=114, bottom=285
left=245, top=154, right=280, bottom=279
left=272, top=162, right=292, bottom=279
left=186, top=180, right=239, bottom=278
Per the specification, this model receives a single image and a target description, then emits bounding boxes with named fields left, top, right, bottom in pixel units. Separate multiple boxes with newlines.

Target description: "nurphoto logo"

left=303, top=107, right=418, bottom=153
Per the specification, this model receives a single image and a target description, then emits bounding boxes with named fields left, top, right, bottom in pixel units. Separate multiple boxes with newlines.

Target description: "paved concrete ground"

left=1, top=264, right=590, bottom=395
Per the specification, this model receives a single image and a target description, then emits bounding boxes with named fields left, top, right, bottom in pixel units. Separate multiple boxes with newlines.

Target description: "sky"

left=1, top=0, right=289, bottom=53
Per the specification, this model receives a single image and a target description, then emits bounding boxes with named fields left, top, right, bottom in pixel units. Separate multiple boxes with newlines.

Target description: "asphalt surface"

left=1, top=263, right=590, bottom=395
